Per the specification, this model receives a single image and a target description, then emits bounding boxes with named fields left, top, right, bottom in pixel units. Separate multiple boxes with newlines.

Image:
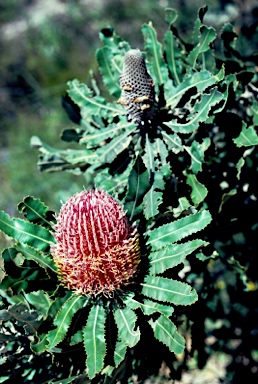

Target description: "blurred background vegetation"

left=0, top=0, right=257, bottom=230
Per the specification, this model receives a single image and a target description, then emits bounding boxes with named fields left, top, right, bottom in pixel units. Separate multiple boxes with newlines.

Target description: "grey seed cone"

left=119, top=49, right=155, bottom=123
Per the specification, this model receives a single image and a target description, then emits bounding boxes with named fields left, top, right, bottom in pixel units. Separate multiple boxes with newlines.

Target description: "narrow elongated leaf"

left=17, top=196, right=51, bottom=226
left=142, top=134, right=155, bottom=175
left=14, top=243, right=57, bottom=273
left=233, top=122, right=258, bottom=147
left=165, top=69, right=224, bottom=108
left=114, top=307, right=140, bottom=348
left=149, top=315, right=185, bottom=354
left=164, top=29, right=183, bottom=86
left=149, top=239, right=209, bottom=275
left=84, top=305, right=106, bottom=379
left=80, top=121, right=130, bottom=147
left=47, top=295, right=88, bottom=350
left=142, top=23, right=169, bottom=86
left=141, top=276, right=198, bottom=305
left=0, top=211, right=53, bottom=251
left=96, top=126, right=136, bottom=163
left=165, top=89, right=224, bottom=133
left=124, top=156, right=150, bottom=220
left=67, top=79, right=124, bottom=119
left=114, top=339, right=127, bottom=367
left=187, top=26, right=216, bottom=68
left=96, top=46, right=121, bottom=98
left=185, top=172, right=208, bottom=205
left=146, top=210, right=212, bottom=250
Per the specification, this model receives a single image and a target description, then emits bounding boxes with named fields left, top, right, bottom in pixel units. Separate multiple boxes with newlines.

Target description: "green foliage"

left=0, top=4, right=258, bottom=383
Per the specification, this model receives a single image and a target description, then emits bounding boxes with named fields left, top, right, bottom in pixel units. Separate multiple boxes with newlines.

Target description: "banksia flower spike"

left=51, top=190, right=141, bottom=297
left=118, top=49, right=155, bottom=124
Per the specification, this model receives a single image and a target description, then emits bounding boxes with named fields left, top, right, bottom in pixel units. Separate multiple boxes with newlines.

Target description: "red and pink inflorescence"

left=51, top=190, right=141, bottom=297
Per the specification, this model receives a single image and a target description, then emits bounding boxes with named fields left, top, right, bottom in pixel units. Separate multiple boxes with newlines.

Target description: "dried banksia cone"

left=51, top=190, right=141, bottom=297
left=118, top=49, right=155, bottom=124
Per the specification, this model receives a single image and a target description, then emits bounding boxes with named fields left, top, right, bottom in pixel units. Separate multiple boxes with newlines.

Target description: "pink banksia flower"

left=51, top=190, right=141, bottom=297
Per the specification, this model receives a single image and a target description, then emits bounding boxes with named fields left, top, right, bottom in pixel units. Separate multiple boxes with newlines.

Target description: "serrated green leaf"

left=17, top=196, right=51, bottom=226
left=146, top=210, right=211, bottom=250
left=165, top=70, right=223, bottom=108
left=149, top=315, right=185, bottom=354
left=114, top=339, right=127, bottom=367
left=124, top=295, right=174, bottom=317
left=187, top=26, right=216, bottom=69
left=65, top=149, right=98, bottom=165
left=14, top=243, right=57, bottom=273
left=164, top=29, right=183, bottom=86
left=184, top=140, right=204, bottom=173
left=161, top=131, right=183, bottom=154
left=47, top=295, right=88, bottom=350
left=67, top=79, right=124, bottom=119
left=96, top=125, right=136, bottom=163
left=124, top=156, right=150, bottom=220
left=0, top=211, right=53, bottom=252
left=192, top=6, right=208, bottom=44
left=142, top=23, right=169, bottom=86
left=24, top=290, right=53, bottom=319
left=153, top=137, right=169, bottom=165
left=114, top=307, right=140, bottom=348
left=172, top=197, right=191, bottom=218
left=142, top=134, right=155, bottom=175
left=94, top=161, right=133, bottom=196
left=80, top=121, right=130, bottom=147
left=165, top=89, right=224, bottom=133
left=31, top=135, right=65, bottom=154
left=70, top=329, right=83, bottom=346
left=233, top=122, right=258, bottom=147
left=143, top=187, right=162, bottom=220
left=84, top=304, right=106, bottom=379
left=30, top=333, right=49, bottom=354
left=149, top=239, right=208, bottom=275
left=96, top=46, right=121, bottom=98
left=141, top=276, right=198, bottom=305
left=48, top=291, right=73, bottom=320
left=185, top=172, right=208, bottom=205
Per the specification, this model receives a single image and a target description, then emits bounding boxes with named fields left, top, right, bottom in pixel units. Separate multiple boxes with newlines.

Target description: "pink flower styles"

left=51, top=190, right=141, bottom=297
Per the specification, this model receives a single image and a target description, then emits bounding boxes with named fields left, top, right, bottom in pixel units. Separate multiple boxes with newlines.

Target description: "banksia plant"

left=0, top=189, right=212, bottom=381
left=51, top=189, right=140, bottom=297
left=1, top=5, right=258, bottom=383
